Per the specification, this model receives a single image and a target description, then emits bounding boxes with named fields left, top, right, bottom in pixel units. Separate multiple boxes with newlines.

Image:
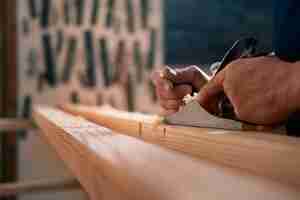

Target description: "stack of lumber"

left=33, top=106, right=300, bottom=200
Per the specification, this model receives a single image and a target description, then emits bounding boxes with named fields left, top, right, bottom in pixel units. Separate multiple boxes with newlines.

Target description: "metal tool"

left=214, top=37, right=258, bottom=75
left=165, top=100, right=243, bottom=130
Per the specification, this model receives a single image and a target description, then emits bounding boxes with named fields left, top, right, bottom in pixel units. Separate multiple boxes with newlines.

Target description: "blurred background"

left=0, top=0, right=273, bottom=200
left=166, top=0, right=273, bottom=65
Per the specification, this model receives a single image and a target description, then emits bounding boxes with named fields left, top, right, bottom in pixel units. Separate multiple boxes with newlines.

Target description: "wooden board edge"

left=61, top=104, right=300, bottom=188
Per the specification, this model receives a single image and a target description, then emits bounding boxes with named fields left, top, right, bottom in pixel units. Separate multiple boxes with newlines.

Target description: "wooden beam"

left=33, top=107, right=300, bottom=199
left=0, top=177, right=81, bottom=197
left=0, top=1, right=18, bottom=196
left=0, top=119, right=35, bottom=131
left=61, top=104, right=300, bottom=188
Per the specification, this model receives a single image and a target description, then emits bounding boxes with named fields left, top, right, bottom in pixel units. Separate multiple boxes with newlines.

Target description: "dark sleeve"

left=274, top=0, right=300, bottom=62
left=274, top=0, right=300, bottom=137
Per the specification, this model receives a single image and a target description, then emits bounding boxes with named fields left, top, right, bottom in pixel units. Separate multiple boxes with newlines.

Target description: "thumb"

left=197, top=69, right=225, bottom=113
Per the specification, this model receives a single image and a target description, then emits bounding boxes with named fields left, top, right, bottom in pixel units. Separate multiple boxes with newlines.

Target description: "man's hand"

left=152, top=66, right=209, bottom=115
left=197, top=56, right=300, bottom=125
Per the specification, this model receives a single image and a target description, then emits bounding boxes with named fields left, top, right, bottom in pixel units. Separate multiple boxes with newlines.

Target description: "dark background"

left=165, top=0, right=274, bottom=65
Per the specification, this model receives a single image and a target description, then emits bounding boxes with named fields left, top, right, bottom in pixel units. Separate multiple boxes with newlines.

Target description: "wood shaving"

left=183, top=93, right=198, bottom=105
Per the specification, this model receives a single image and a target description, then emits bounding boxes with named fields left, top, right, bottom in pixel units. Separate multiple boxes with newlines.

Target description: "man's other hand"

left=152, top=66, right=209, bottom=116
left=197, top=56, right=300, bottom=125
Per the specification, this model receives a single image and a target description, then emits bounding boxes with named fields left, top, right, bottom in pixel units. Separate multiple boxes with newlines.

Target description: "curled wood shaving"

left=183, top=93, right=198, bottom=105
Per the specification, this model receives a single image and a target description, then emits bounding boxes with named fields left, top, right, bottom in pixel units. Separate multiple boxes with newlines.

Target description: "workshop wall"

left=18, top=0, right=163, bottom=117
left=17, top=1, right=163, bottom=200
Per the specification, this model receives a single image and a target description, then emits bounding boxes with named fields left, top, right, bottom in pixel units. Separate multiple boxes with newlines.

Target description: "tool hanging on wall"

left=106, top=0, right=115, bottom=28
left=64, top=0, right=70, bottom=25
left=81, top=31, right=97, bottom=87
left=141, top=0, right=150, bottom=29
left=28, top=0, right=38, bottom=19
left=42, top=33, right=58, bottom=87
left=62, top=37, right=77, bottom=83
left=40, top=0, right=51, bottom=28
left=56, top=29, right=65, bottom=56
left=27, top=48, right=37, bottom=77
left=75, top=0, right=84, bottom=25
left=99, top=38, right=112, bottom=87
left=134, top=41, right=144, bottom=83
left=22, top=18, right=30, bottom=35
left=126, top=0, right=135, bottom=33
left=114, top=40, right=126, bottom=83
left=18, top=95, right=33, bottom=139
left=91, top=0, right=100, bottom=25
left=146, top=28, right=157, bottom=70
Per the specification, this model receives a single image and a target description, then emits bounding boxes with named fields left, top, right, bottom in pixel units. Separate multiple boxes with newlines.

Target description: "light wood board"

left=33, top=106, right=300, bottom=200
left=61, top=104, right=300, bottom=188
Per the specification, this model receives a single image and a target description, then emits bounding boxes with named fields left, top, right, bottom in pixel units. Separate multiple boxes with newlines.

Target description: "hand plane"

left=162, top=37, right=276, bottom=131
left=165, top=100, right=243, bottom=130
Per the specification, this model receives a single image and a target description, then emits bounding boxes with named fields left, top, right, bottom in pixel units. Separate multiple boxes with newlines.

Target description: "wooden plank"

left=0, top=177, right=80, bottom=197
left=61, top=104, right=162, bottom=137
left=33, top=107, right=300, bottom=199
left=0, top=119, right=35, bottom=131
left=61, top=104, right=300, bottom=188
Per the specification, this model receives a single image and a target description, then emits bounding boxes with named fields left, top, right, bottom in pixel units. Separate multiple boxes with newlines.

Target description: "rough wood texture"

left=33, top=107, right=300, bottom=199
left=0, top=177, right=80, bottom=197
left=0, top=119, right=35, bottom=131
left=61, top=104, right=300, bottom=188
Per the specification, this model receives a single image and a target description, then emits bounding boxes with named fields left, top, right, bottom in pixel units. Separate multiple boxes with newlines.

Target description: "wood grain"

left=61, top=104, right=300, bottom=188
left=34, top=107, right=300, bottom=199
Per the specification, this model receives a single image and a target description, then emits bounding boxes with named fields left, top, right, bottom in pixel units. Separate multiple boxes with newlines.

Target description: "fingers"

left=152, top=70, right=193, bottom=112
left=152, top=67, right=209, bottom=115
left=161, top=66, right=210, bottom=90
left=152, top=69, right=190, bottom=96
left=156, top=84, right=193, bottom=100
left=151, top=66, right=208, bottom=93
left=157, top=85, right=192, bottom=111
left=197, top=69, right=226, bottom=113
left=151, top=70, right=173, bottom=91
